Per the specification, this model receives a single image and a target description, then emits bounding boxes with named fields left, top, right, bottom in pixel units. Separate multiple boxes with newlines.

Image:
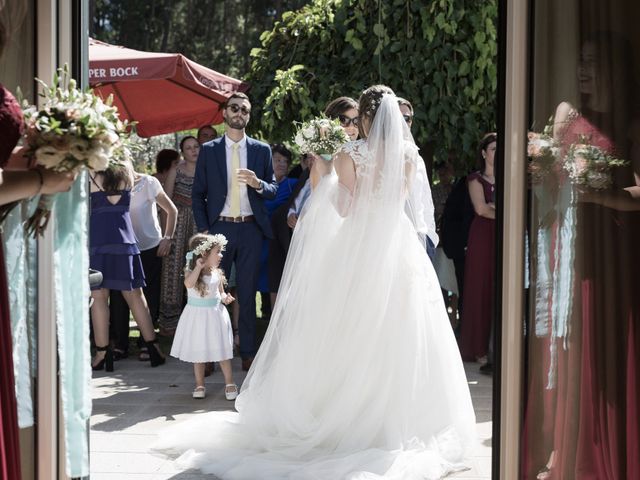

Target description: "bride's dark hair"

left=358, top=85, right=394, bottom=138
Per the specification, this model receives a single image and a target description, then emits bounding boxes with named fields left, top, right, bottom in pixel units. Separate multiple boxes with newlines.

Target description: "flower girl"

left=170, top=233, right=237, bottom=400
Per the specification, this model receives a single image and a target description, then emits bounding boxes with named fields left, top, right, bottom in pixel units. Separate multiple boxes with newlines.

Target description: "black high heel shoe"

left=92, top=345, right=114, bottom=372
left=144, top=339, right=166, bottom=367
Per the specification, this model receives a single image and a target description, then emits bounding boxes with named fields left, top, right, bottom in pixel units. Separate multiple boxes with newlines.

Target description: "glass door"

left=520, top=1, right=640, bottom=478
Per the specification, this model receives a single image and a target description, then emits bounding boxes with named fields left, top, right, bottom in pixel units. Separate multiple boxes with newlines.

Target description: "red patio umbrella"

left=88, top=38, right=249, bottom=137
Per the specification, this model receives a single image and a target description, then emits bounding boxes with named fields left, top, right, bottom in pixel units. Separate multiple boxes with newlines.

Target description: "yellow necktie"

left=229, top=143, right=241, bottom=217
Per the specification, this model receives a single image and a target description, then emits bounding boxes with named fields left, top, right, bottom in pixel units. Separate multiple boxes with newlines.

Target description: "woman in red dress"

left=459, top=133, right=497, bottom=363
left=523, top=32, right=640, bottom=480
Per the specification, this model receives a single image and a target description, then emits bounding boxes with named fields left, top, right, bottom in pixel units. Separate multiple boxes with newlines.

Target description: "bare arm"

left=218, top=278, right=235, bottom=305
left=160, top=166, right=178, bottom=230
left=571, top=107, right=640, bottom=210
left=309, top=154, right=333, bottom=190
left=331, top=151, right=356, bottom=217
left=155, top=190, right=178, bottom=256
left=468, top=178, right=495, bottom=219
left=156, top=190, right=177, bottom=236
left=578, top=130, right=640, bottom=210
left=163, top=166, right=178, bottom=200
left=553, top=101, right=574, bottom=139
left=0, top=169, right=44, bottom=204
left=1, top=147, right=77, bottom=204
left=579, top=189, right=640, bottom=210
left=184, top=260, right=205, bottom=289
left=0, top=170, right=65, bottom=205
left=334, top=151, right=356, bottom=193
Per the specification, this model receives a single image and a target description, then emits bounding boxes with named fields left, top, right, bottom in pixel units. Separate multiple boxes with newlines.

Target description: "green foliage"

left=247, top=0, right=498, bottom=169
left=90, top=0, right=309, bottom=79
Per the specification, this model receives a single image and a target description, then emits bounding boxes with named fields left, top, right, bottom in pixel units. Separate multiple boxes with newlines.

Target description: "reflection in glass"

left=0, top=2, right=38, bottom=478
left=523, top=2, right=640, bottom=479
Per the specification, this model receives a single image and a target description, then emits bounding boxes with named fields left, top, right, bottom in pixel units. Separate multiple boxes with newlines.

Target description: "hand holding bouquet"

left=294, top=116, right=350, bottom=161
left=21, top=65, right=134, bottom=236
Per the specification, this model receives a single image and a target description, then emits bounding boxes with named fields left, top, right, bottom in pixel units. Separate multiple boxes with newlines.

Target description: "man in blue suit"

left=192, top=92, right=278, bottom=370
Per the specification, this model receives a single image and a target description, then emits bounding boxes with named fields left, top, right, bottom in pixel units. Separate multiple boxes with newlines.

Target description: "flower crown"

left=184, top=234, right=228, bottom=267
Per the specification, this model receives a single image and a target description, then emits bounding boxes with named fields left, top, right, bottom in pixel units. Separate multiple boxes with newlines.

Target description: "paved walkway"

left=90, top=355, right=492, bottom=479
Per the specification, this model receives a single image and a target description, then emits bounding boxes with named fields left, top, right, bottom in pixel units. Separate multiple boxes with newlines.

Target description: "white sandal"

left=224, top=384, right=238, bottom=401
left=192, top=386, right=206, bottom=399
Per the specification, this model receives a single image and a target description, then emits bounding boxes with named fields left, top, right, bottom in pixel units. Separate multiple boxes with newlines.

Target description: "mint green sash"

left=187, top=296, right=220, bottom=307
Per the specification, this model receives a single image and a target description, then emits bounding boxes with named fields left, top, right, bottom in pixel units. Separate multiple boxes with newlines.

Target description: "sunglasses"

left=403, top=114, right=413, bottom=124
left=338, top=114, right=359, bottom=127
left=227, top=104, right=251, bottom=115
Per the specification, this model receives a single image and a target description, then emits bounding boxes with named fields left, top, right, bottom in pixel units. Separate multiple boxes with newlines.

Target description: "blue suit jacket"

left=192, top=136, right=278, bottom=238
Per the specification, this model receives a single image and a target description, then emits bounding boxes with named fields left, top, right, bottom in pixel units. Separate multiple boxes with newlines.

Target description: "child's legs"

left=90, top=288, right=110, bottom=348
left=121, top=288, right=156, bottom=341
left=193, top=363, right=206, bottom=388
left=218, top=360, right=234, bottom=385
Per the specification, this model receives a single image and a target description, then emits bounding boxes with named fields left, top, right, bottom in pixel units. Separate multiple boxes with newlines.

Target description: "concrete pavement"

left=90, top=355, right=492, bottom=479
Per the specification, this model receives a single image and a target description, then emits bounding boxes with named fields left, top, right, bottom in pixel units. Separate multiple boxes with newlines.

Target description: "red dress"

left=459, top=172, right=495, bottom=361
left=0, top=84, right=24, bottom=479
left=522, top=113, right=640, bottom=479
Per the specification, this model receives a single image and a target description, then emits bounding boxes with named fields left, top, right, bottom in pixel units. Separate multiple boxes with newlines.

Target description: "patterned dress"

left=158, top=168, right=197, bottom=333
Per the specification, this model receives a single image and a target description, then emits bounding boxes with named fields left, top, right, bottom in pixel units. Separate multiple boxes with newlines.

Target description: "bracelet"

left=163, top=235, right=174, bottom=241
left=34, top=169, right=44, bottom=195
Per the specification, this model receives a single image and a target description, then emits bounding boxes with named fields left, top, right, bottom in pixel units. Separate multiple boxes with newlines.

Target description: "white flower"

left=94, top=130, right=119, bottom=146
left=35, top=145, right=67, bottom=169
left=69, top=137, right=91, bottom=160
left=65, top=108, right=82, bottom=121
left=586, top=171, right=610, bottom=190
left=87, top=149, right=110, bottom=171
left=51, top=135, right=72, bottom=152
left=303, top=126, right=315, bottom=138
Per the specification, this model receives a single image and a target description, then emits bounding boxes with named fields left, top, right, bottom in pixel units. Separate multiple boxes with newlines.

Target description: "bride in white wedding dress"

left=154, top=85, right=476, bottom=479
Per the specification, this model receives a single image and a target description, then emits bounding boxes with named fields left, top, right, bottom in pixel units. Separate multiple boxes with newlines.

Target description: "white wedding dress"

left=154, top=96, right=476, bottom=479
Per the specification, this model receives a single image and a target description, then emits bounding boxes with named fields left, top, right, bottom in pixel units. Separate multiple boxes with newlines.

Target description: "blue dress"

left=89, top=190, right=145, bottom=291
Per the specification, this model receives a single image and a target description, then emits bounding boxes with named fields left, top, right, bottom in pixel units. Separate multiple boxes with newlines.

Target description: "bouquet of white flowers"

left=527, top=118, right=627, bottom=189
left=293, top=116, right=350, bottom=161
left=563, top=142, right=627, bottom=190
left=20, top=65, right=135, bottom=235
left=22, top=65, right=133, bottom=172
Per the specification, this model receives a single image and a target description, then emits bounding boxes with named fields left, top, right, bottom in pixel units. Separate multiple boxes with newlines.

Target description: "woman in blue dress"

left=89, top=162, right=165, bottom=371
left=258, top=144, right=298, bottom=316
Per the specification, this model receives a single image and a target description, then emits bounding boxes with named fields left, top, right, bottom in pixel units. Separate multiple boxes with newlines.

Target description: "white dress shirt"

left=221, top=134, right=254, bottom=216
